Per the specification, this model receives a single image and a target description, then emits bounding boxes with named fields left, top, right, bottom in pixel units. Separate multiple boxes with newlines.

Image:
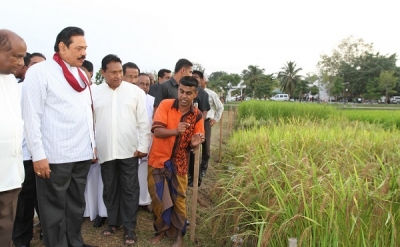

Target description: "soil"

left=28, top=111, right=234, bottom=247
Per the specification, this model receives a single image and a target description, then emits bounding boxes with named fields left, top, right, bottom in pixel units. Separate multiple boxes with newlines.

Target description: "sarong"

left=148, top=160, right=187, bottom=238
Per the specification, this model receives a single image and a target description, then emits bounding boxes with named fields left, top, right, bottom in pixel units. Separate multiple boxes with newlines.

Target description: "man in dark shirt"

left=148, top=69, right=172, bottom=97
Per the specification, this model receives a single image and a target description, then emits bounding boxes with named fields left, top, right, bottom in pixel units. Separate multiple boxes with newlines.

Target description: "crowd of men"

left=0, top=26, right=223, bottom=247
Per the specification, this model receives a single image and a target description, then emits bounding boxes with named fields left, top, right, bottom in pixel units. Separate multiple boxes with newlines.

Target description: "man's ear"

left=59, top=42, right=66, bottom=54
left=101, top=69, right=106, bottom=77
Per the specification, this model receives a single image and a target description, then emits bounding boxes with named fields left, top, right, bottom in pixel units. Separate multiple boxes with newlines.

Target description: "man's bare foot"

left=149, top=231, right=164, bottom=244
left=172, top=233, right=183, bottom=247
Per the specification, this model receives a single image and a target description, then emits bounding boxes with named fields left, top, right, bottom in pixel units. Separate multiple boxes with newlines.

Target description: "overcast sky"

left=2, top=0, right=399, bottom=77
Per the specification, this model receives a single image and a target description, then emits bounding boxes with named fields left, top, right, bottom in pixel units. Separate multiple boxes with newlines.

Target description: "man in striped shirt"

left=22, top=27, right=96, bottom=247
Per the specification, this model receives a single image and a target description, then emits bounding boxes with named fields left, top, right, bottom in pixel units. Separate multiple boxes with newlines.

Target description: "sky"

left=1, top=0, right=399, bottom=77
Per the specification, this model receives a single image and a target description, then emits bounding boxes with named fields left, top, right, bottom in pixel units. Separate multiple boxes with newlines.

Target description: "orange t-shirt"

left=148, top=99, right=204, bottom=175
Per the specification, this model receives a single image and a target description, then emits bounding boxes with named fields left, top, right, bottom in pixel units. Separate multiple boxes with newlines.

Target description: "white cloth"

left=92, top=81, right=151, bottom=164
left=18, top=83, right=31, bottom=161
left=205, top=88, right=224, bottom=121
left=138, top=94, right=154, bottom=205
left=84, top=163, right=107, bottom=220
left=21, top=59, right=95, bottom=163
left=0, top=74, right=25, bottom=192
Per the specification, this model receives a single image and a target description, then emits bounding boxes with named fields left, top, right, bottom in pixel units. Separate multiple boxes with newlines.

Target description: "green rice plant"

left=209, top=118, right=400, bottom=246
left=341, top=110, right=400, bottom=130
left=237, top=101, right=338, bottom=123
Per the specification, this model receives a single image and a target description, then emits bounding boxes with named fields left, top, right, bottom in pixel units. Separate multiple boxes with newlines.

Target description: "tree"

left=341, top=52, right=398, bottom=99
left=293, top=80, right=310, bottom=100
left=241, top=65, right=266, bottom=97
left=192, top=62, right=205, bottom=73
left=318, top=36, right=374, bottom=76
left=277, top=61, right=303, bottom=97
left=208, top=71, right=241, bottom=99
left=94, top=68, right=104, bottom=85
left=252, top=73, right=275, bottom=99
left=328, top=76, right=345, bottom=101
left=378, top=70, right=398, bottom=104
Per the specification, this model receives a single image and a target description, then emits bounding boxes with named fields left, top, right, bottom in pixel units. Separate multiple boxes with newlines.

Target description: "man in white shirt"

left=81, top=59, right=108, bottom=227
left=192, top=71, right=224, bottom=178
left=13, top=52, right=46, bottom=247
left=22, top=27, right=97, bottom=247
left=0, top=29, right=26, bottom=247
left=136, top=73, right=154, bottom=213
left=92, top=54, right=150, bottom=246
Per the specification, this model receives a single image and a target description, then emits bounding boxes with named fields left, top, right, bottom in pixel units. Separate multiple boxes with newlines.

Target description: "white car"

left=270, top=94, right=289, bottom=101
left=390, top=96, right=400, bottom=104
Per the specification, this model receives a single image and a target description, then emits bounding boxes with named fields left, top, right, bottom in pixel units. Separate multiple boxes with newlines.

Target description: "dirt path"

left=29, top=111, right=234, bottom=247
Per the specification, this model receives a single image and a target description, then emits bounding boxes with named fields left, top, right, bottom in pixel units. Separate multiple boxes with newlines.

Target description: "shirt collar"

left=170, top=77, right=178, bottom=86
left=172, top=98, right=194, bottom=113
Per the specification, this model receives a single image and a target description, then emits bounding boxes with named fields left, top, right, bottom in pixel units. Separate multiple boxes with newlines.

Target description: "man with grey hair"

left=0, top=29, right=26, bottom=247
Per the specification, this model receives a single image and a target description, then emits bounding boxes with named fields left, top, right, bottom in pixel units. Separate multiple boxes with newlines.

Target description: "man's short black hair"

left=82, top=60, right=93, bottom=72
left=101, top=54, right=121, bottom=71
left=54, top=26, right=85, bottom=52
left=30, top=52, right=46, bottom=61
left=23, top=52, right=31, bottom=67
left=174, top=59, right=192, bottom=73
left=122, top=62, right=140, bottom=75
left=180, top=76, right=198, bottom=90
left=157, top=69, right=171, bottom=78
left=192, top=70, right=204, bottom=79
left=139, top=72, right=150, bottom=78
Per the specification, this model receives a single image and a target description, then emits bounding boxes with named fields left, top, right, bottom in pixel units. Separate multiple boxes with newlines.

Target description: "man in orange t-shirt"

left=148, top=76, right=205, bottom=247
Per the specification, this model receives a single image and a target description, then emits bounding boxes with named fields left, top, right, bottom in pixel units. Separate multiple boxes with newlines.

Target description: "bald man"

left=0, top=29, right=27, bottom=247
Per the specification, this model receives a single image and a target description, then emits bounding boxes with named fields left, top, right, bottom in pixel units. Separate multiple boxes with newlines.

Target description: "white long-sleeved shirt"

left=0, top=74, right=25, bottom=192
left=140, top=94, right=154, bottom=162
left=205, top=88, right=224, bottom=121
left=92, top=81, right=151, bottom=164
left=22, top=59, right=95, bottom=163
left=19, top=83, right=31, bottom=161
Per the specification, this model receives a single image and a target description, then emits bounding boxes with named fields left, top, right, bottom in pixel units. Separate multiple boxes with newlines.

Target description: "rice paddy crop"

left=211, top=103, right=400, bottom=246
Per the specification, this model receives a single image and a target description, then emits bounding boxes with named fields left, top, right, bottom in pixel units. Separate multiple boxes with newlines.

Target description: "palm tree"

left=277, top=61, right=303, bottom=97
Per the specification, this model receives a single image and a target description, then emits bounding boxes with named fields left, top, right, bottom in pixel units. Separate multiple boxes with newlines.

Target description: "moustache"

left=78, top=56, right=86, bottom=60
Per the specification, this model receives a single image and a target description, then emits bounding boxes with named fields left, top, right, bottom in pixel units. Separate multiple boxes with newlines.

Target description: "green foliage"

left=241, top=65, right=273, bottom=98
left=318, top=36, right=374, bottom=76
left=293, top=80, right=310, bottom=100
left=277, top=61, right=303, bottom=97
left=94, top=68, right=104, bottom=85
left=378, top=70, right=398, bottom=102
left=342, top=53, right=398, bottom=99
left=211, top=115, right=400, bottom=246
left=341, top=109, right=400, bottom=130
left=208, top=71, right=241, bottom=97
left=237, top=101, right=337, bottom=123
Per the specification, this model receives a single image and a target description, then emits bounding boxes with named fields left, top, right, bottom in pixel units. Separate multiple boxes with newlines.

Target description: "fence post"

left=218, top=112, right=223, bottom=162
left=288, top=238, right=297, bottom=247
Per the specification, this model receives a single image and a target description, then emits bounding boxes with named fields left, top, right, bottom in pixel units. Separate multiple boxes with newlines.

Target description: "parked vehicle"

left=390, top=96, right=400, bottom=104
left=270, top=94, right=289, bottom=101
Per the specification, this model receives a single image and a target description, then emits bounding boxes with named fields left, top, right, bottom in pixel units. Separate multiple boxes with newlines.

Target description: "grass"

left=209, top=115, right=400, bottom=246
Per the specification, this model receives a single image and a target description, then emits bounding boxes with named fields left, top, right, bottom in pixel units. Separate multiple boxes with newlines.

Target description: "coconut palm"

left=277, top=61, right=303, bottom=97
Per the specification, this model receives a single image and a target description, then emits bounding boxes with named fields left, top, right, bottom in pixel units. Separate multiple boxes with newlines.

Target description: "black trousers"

left=12, top=160, right=37, bottom=247
left=0, top=188, right=21, bottom=247
left=200, top=119, right=212, bottom=172
left=36, top=160, right=91, bottom=247
left=101, top=157, right=139, bottom=230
